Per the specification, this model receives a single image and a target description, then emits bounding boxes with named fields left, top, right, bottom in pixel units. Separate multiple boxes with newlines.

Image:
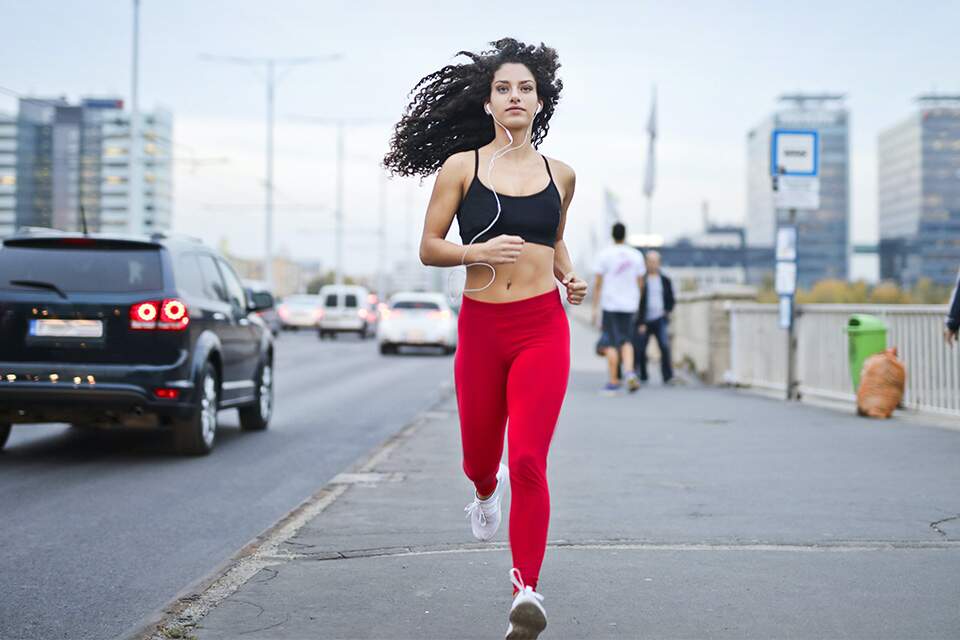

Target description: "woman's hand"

left=561, top=272, right=588, bottom=305
left=474, top=234, right=524, bottom=265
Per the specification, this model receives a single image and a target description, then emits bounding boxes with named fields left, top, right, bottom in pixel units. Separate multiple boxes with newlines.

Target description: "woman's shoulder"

left=541, top=154, right=575, bottom=195
left=440, top=150, right=476, bottom=180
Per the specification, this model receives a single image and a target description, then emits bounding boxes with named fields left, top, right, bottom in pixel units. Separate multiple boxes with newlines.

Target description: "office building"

left=8, top=96, right=171, bottom=237
left=878, top=95, right=960, bottom=287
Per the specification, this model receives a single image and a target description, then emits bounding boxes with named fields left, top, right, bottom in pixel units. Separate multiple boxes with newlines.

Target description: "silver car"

left=377, top=292, right=457, bottom=355
left=277, top=294, right=323, bottom=330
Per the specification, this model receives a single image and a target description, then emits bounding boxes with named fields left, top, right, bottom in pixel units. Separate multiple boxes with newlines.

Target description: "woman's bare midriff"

left=464, top=242, right=557, bottom=303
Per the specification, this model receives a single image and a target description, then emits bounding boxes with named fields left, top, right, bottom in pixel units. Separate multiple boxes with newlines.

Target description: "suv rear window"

left=344, top=294, right=358, bottom=308
left=0, top=246, right=163, bottom=293
left=324, top=294, right=338, bottom=307
left=393, top=300, right=440, bottom=310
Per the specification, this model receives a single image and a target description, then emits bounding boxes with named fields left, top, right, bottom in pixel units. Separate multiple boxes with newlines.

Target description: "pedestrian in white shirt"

left=591, top=222, right=645, bottom=395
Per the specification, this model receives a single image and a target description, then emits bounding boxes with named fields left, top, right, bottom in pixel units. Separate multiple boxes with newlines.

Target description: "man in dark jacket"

left=946, top=269, right=960, bottom=346
left=633, top=250, right=675, bottom=384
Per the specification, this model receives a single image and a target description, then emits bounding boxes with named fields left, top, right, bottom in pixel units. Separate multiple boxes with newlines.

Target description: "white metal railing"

left=728, top=303, right=960, bottom=417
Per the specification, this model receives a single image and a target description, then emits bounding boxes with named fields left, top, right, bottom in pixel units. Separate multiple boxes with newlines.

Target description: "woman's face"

left=487, top=62, right=541, bottom=124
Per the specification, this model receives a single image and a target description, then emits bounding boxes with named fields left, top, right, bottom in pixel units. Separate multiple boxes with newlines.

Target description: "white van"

left=317, top=284, right=375, bottom=339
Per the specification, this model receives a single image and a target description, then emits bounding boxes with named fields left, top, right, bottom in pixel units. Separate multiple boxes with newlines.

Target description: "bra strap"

left=541, top=154, right=554, bottom=182
left=474, top=148, right=479, bottom=179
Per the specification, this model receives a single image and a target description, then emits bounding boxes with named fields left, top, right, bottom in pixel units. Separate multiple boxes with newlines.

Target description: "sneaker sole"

left=506, top=601, right=547, bottom=639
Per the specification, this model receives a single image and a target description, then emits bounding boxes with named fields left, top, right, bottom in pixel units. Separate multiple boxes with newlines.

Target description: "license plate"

left=407, top=330, right=424, bottom=343
left=29, top=319, right=103, bottom=339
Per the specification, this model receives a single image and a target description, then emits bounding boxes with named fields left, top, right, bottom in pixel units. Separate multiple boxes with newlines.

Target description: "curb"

left=128, top=381, right=455, bottom=640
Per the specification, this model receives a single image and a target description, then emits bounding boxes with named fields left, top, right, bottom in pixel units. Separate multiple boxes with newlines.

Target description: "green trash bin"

left=845, top=314, right=888, bottom=392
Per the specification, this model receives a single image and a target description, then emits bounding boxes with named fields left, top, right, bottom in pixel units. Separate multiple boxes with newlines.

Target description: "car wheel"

left=443, top=345, right=456, bottom=356
left=318, top=330, right=325, bottom=340
left=0, top=423, right=10, bottom=451
left=379, top=343, right=394, bottom=355
left=239, top=358, right=273, bottom=431
left=173, top=362, right=219, bottom=456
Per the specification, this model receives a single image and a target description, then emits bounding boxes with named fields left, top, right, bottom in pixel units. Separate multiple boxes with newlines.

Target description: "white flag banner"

left=642, top=89, right=657, bottom=198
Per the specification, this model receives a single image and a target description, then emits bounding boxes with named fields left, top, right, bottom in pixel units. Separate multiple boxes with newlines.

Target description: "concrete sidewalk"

left=150, top=318, right=960, bottom=640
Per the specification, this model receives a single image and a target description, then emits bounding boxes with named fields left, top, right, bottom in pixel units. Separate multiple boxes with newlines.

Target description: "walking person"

left=634, top=250, right=675, bottom=384
left=591, top=222, right=645, bottom=395
left=945, top=267, right=960, bottom=346
left=384, top=38, right=587, bottom=639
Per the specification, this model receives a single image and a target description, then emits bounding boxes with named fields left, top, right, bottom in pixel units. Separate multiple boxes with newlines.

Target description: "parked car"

left=377, top=292, right=457, bottom=355
left=244, top=280, right=281, bottom=335
left=276, top=294, right=323, bottom=330
left=0, top=231, right=275, bottom=455
left=318, top=285, right=375, bottom=339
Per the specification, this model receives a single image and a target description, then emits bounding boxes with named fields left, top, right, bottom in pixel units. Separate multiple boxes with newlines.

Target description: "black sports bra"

left=456, top=148, right=561, bottom=249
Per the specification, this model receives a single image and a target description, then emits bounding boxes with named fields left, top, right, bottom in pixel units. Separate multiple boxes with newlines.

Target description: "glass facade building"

left=6, top=97, right=172, bottom=238
left=878, top=97, right=960, bottom=287
left=0, top=112, right=15, bottom=235
left=746, top=95, right=850, bottom=289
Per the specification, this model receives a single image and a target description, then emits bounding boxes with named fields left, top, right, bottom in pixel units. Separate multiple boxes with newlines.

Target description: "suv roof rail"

left=14, top=225, right=61, bottom=235
left=149, top=231, right=203, bottom=243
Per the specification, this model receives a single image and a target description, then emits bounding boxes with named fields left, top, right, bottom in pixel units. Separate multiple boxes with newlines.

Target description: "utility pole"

left=335, top=121, right=344, bottom=285
left=199, top=53, right=341, bottom=288
left=128, top=0, right=143, bottom=235
left=378, top=171, right=388, bottom=299
left=288, top=116, right=389, bottom=287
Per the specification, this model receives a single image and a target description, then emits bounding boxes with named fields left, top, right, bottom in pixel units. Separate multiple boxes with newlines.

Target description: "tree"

left=869, top=281, right=907, bottom=304
left=306, top=271, right=361, bottom=294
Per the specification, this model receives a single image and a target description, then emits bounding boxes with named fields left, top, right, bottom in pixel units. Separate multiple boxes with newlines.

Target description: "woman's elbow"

left=418, top=241, right=432, bottom=266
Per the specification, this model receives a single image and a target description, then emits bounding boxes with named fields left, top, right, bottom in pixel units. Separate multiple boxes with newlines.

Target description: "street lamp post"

left=128, top=0, right=143, bottom=235
left=289, top=116, right=389, bottom=287
left=199, top=53, right=341, bottom=289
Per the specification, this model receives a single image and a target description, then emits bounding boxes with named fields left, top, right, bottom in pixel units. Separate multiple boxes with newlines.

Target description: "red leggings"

left=454, top=288, right=570, bottom=590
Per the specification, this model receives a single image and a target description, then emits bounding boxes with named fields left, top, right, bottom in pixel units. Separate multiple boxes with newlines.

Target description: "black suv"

left=0, top=232, right=274, bottom=455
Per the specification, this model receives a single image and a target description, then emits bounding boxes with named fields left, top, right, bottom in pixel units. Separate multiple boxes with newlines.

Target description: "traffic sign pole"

left=770, top=129, right=819, bottom=401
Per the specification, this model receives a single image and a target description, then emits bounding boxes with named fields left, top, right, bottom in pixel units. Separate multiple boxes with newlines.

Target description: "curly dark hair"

left=382, top=37, right=563, bottom=178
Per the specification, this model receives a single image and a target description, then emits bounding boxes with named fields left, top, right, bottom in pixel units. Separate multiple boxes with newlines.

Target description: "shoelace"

left=510, top=568, right=545, bottom=604
left=464, top=497, right=488, bottom=526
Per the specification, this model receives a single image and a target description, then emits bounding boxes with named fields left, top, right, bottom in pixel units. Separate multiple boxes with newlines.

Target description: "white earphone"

left=447, top=101, right=542, bottom=302
left=485, top=103, right=543, bottom=115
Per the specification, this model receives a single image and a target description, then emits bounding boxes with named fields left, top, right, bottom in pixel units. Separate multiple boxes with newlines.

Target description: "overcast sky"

left=3, top=0, right=957, bottom=277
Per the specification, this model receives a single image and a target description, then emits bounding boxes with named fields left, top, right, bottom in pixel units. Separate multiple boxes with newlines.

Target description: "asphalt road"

left=0, top=331, right=453, bottom=640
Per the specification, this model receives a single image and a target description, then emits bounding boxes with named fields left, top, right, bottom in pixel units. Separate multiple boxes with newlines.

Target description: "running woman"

left=383, top=37, right=587, bottom=639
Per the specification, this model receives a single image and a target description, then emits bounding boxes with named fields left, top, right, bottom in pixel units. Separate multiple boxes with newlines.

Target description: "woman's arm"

left=551, top=161, right=577, bottom=280
left=418, top=152, right=473, bottom=267
left=550, top=160, right=588, bottom=305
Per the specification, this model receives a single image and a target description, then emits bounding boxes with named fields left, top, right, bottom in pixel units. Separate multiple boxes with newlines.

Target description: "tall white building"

left=2, top=97, right=172, bottom=238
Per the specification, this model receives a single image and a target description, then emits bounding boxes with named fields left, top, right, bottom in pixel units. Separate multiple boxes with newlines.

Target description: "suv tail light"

left=428, top=309, right=451, bottom=320
left=130, top=299, right=190, bottom=331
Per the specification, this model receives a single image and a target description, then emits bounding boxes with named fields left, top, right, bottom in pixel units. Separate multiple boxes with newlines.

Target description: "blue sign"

left=770, top=129, right=819, bottom=177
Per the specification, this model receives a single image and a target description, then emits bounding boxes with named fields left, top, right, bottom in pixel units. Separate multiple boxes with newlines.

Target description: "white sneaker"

left=464, top=463, right=508, bottom=541
left=505, top=568, right=547, bottom=639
